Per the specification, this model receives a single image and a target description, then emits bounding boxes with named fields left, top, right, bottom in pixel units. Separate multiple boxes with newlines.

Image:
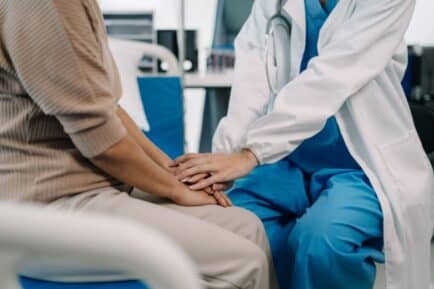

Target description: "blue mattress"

left=20, top=277, right=148, bottom=289
left=138, top=77, right=185, bottom=160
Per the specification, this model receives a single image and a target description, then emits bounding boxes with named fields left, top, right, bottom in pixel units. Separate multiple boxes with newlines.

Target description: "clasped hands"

left=169, top=149, right=259, bottom=208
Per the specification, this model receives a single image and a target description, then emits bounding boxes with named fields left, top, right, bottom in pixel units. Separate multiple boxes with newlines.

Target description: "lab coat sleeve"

left=212, top=0, right=272, bottom=154
left=243, top=0, right=415, bottom=164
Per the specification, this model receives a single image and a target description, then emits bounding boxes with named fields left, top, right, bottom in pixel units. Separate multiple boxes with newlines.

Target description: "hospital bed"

left=0, top=40, right=191, bottom=289
left=109, top=38, right=185, bottom=159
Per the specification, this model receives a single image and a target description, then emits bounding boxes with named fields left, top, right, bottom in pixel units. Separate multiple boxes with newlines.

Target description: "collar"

left=282, top=0, right=306, bottom=32
left=324, top=0, right=338, bottom=13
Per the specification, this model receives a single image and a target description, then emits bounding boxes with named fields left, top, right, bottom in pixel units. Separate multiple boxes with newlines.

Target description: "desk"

left=183, top=72, right=233, bottom=152
left=184, top=72, right=233, bottom=88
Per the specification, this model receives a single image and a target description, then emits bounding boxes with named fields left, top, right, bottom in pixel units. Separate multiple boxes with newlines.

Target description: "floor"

left=374, top=242, right=434, bottom=289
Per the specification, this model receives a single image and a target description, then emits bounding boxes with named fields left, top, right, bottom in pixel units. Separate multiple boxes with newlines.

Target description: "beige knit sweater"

left=0, top=0, right=128, bottom=202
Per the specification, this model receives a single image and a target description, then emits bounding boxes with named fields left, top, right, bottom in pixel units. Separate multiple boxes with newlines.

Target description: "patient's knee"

left=226, top=207, right=267, bottom=247
left=237, top=243, right=270, bottom=289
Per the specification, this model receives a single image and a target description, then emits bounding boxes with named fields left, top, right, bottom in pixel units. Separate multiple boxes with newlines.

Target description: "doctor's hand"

left=173, top=174, right=232, bottom=207
left=180, top=173, right=234, bottom=192
left=169, top=185, right=232, bottom=207
left=171, top=150, right=258, bottom=191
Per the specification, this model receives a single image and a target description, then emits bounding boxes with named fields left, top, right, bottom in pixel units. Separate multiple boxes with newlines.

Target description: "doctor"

left=173, top=0, right=434, bottom=289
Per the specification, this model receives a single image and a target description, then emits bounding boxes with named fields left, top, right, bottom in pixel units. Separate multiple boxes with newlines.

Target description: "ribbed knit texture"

left=0, top=0, right=127, bottom=202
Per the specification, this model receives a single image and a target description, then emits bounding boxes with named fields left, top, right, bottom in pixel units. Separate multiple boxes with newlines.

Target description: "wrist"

left=166, top=181, right=188, bottom=202
left=158, top=156, right=172, bottom=170
left=163, top=161, right=174, bottom=174
left=241, top=149, right=259, bottom=168
left=154, top=156, right=175, bottom=175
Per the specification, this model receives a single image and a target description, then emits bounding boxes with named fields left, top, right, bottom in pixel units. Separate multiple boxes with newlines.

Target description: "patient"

left=0, top=1, right=277, bottom=289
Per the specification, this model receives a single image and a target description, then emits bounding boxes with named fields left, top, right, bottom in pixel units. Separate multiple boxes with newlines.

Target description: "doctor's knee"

left=287, top=215, right=353, bottom=265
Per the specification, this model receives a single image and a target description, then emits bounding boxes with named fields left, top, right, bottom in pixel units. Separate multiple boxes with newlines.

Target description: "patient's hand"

left=169, top=165, right=232, bottom=207
left=171, top=187, right=217, bottom=207
left=180, top=172, right=234, bottom=203
left=171, top=150, right=258, bottom=191
left=212, top=182, right=234, bottom=192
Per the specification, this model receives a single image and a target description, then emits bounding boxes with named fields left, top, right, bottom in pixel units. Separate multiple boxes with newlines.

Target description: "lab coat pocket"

left=378, top=131, right=432, bottom=204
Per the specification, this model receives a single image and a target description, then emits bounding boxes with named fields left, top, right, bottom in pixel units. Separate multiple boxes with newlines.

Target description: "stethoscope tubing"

left=265, top=0, right=291, bottom=98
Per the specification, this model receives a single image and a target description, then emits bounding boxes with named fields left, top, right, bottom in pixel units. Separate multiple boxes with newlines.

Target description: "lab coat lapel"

left=318, top=0, right=353, bottom=49
left=282, top=0, right=305, bottom=31
left=282, top=0, right=306, bottom=78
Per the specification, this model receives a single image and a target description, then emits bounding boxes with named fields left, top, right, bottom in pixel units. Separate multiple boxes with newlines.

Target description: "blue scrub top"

left=287, top=0, right=361, bottom=174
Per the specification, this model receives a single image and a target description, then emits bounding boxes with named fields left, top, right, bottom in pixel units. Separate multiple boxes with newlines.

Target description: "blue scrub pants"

left=228, top=161, right=384, bottom=289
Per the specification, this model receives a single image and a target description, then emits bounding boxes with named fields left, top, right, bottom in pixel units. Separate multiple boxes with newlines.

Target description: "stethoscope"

left=265, top=0, right=292, bottom=99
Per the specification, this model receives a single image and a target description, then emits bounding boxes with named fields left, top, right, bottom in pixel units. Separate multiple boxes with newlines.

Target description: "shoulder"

left=2, top=0, right=88, bottom=22
left=51, top=0, right=91, bottom=20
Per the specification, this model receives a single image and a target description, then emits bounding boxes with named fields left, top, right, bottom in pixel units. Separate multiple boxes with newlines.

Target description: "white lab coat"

left=213, top=0, right=434, bottom=288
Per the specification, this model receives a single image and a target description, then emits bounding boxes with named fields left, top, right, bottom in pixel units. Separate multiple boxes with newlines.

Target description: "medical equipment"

left=265, top=0, right=292, bottom=97
left=157, top=30, right=198, bottom=73
left=206, top=47, right=235, bottom=73
left=104, top=11, right=157, bottom=73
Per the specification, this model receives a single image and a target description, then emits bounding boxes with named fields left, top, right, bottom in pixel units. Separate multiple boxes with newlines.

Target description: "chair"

left=0, top=201, right=202, bottom=289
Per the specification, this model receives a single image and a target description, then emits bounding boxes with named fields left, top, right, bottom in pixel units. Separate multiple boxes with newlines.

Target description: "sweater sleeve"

left=3, top=0, right=126, bottom=158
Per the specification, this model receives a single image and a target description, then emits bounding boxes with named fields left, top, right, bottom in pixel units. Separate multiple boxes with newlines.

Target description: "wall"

left=406, top=0, right=434, bottom=45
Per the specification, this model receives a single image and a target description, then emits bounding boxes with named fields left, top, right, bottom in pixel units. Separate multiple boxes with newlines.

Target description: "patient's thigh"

left=50, top=187, right=261, bottom=246
left=50, top=188, right=268, bottom=263
left=49, top=187, right=269, bottom=283
left=130, top=188, right=268, bottom=246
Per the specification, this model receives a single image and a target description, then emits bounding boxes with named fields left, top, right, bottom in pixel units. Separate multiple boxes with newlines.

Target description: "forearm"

left=91, top=134, right=184, bottom=199
left=117, top=106, right=172, bottom=170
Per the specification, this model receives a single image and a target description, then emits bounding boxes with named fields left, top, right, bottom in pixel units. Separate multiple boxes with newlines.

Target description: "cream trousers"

left=50, top=187, right=278, bottom=289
